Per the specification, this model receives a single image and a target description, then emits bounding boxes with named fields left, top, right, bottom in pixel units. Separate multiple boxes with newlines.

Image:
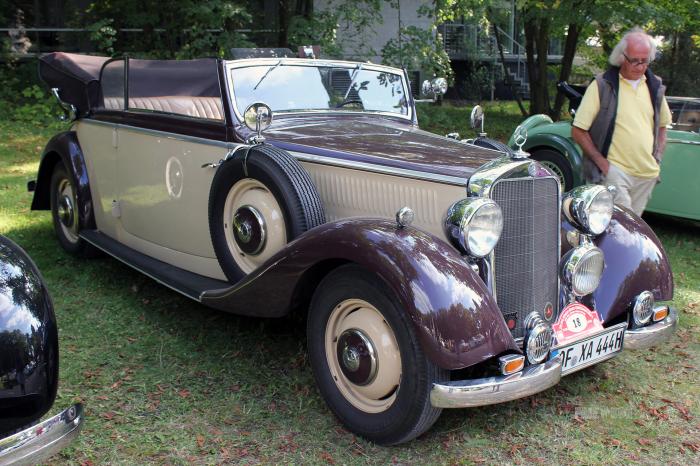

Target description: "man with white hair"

left=572, top=27, right=672, bottom=216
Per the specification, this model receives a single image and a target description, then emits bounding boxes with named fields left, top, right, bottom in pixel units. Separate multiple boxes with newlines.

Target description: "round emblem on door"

left=165, top=157, right=184, bottom=199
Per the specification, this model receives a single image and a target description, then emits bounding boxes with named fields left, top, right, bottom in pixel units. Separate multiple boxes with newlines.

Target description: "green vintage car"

left=508, top=86, right=700, bottom=221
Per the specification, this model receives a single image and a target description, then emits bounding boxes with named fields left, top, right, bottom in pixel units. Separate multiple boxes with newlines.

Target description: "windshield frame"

left=224, top=58, right=414, bottom=123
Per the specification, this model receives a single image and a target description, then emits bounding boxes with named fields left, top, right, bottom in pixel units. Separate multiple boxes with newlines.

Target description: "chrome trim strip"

left=430, top=355, right=562, bottom=408
left=467, top=156, right=531, bottom=197
left=81, top=118, right=236, bottom=149
left=624, top=306, right=678, bottom=350
left=290, top=151, right=468, bottom=186
left=224, top=59, right=413, bottom=122
left=667, top=139, right=700, bottom=146
left=79, top=233, right=204, bottom=301
left=0, top=404, right=83, bottom=465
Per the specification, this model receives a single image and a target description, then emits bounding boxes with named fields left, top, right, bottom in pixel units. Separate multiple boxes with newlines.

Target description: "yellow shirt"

left=573, top=75, right=672, bottom=178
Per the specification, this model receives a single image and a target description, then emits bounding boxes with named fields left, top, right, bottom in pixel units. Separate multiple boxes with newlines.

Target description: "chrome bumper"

left=0, top=404, right=84, bottom=465
left=430, top=355, right=563, bottom=408
left=624, top=306, right=678, bottom=350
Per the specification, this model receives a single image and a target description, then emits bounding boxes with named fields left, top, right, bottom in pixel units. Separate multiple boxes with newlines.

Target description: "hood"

left=256, top=115, right=504, bottom=181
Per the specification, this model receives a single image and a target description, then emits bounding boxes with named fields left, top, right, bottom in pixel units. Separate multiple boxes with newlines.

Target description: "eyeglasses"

left=623, top=53, right=650, bottom=66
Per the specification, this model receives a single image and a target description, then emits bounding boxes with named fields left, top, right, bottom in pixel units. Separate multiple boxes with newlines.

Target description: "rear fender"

left=561, top=208, right=674, bottom=323
left=202, top=219, right=519, bottom=370
left=31, top=131, right=95, bottom=230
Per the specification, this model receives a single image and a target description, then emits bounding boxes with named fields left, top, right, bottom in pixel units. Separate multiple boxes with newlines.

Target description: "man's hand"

left=571, top=126, right=609, bottom=176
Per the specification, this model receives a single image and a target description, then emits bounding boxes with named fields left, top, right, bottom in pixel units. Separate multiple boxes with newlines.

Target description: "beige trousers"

left=604, top=164, right=657, bottom=216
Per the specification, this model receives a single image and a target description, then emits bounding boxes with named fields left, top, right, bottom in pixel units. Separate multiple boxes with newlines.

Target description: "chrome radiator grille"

left=490, top=177, right=560, bottom=339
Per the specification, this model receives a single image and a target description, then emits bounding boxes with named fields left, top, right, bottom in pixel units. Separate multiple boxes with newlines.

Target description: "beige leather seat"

left=102, top=96, right=224, bottom=120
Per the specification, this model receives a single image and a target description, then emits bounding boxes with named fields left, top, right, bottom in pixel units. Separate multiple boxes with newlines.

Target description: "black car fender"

left=0, top=235, right=59, bottom=435
left=30, top=131, right=96, bottom=230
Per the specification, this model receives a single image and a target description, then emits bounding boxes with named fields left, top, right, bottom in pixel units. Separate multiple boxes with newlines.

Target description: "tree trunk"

left=278, top=0, right=290, bottom=47
left=551, top=23, right=580, bottom=120
left=525, top=16, right=551, bottom=116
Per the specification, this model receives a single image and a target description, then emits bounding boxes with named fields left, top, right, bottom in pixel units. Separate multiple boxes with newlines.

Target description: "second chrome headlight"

left=445, top=198, right=503, bottom=258
left=564, top=185, right=613, bottom=235
left=561, top=243, right=605, bottom=296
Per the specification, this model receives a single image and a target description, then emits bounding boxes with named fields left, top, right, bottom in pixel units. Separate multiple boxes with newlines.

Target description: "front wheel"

left=307, top=265, right=447, bottom=445
left=530, top=148, right=574, bottom=191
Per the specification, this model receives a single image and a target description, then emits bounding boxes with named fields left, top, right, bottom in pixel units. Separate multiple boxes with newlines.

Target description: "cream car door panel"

left=75, top=121, right=119, bottom=237
left=115, top=125, right=225, bottom=258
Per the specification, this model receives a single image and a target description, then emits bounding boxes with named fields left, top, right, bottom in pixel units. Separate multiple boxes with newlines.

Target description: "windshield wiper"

left=343, top=63, right=363, bottom=99
left=253, top=60, right=282, bottom=90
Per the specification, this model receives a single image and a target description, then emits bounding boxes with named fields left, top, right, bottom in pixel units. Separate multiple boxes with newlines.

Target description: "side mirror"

left=470, top=105, right=485, bottom=136
left=243, top=102, right=273, bottom=144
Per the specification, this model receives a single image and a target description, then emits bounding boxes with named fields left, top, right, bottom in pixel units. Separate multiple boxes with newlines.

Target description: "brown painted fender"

left=561, top=207, right=674, bottom=324
left=31, top=131, right=96, bottom=230
left=202, top=218, right=520, bottom=370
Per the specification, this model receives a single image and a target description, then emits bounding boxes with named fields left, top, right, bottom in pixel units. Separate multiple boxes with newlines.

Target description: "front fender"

left=31, top=131, right=95, bottom=230
left=562, top=208, right=674, bottom=324
left=202, top=219, right=519, bottom=370
left=507, top=114, right=553, bottom=146
left=524, top=133, right=585, bottom=187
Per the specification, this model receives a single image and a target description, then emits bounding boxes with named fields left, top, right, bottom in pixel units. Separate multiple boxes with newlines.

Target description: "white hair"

left=608, top=27, right=657, bottom=66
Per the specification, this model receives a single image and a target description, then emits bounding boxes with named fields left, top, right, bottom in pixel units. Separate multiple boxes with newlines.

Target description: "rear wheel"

left=531, top=148, right=574, bottom=191
left=307, top=265, right=447, bottom=445
left=49, top=164, right=94, bottom=256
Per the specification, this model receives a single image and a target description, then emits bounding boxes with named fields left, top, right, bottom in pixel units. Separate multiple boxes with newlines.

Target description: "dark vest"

left=583, top=67, right=666, bottom=183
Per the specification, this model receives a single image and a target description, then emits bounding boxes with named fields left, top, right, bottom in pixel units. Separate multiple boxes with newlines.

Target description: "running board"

left=80, top=230, right=230, bottom=301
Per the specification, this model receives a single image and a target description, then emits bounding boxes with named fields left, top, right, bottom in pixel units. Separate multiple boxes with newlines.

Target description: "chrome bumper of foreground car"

left=624, top=307, right=678, bottom=350
left=0, top=403, right=84, bottom=465
left=430, top=355, right=563, bottom=409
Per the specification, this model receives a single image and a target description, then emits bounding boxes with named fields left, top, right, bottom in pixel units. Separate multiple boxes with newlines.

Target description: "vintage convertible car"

left=32, top=52, right=677, bottom=445
left=0, top=235, right=84, bottom=464
left=508, top=83, right=700, bottom=220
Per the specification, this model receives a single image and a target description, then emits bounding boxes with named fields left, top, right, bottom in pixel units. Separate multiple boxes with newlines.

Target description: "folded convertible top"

left=39, top=52, right=223, bottom=117
left=39, top=52, right=110, bottom=117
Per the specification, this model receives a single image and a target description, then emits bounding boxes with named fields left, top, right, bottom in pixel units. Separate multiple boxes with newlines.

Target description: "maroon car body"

left=30, top=52, right=677, bottom=445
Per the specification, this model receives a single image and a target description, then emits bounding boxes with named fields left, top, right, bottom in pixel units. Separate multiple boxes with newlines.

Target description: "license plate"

left=553, top=323, right=626, bottom=375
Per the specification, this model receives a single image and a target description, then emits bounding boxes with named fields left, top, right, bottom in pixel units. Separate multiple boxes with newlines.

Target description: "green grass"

left=1, top=111, right=699, bottom=464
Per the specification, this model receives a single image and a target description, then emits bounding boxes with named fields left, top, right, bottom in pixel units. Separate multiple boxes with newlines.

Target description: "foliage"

left=382, top=25, right=454, bottom=84
left=82, top=1, right=253, bottom=58
left=286, top=0, right=383, bottom=59
left=287, top=12, right=342, bottom=57
left=653, top=33, right=700, bottom=97
left=8, top=85, right=59, bottom=125
left=0, top=42, right=58, bottom=125
left=87, top=18, right=118, bottom=56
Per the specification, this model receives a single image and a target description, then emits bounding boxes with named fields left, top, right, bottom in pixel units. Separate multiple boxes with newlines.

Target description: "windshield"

left=230, top=62, right=409, bottom=117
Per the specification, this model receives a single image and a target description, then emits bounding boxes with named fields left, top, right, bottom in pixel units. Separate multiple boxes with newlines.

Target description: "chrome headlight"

left=564, top=185, right=613, bottom=235
left=445, top=198, right=503, bottom=258
left=632, top=291, right=654, bottom=326
left=561, top=244, right=605, bottom=296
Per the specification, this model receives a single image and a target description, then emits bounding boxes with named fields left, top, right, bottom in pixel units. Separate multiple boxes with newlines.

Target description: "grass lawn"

left=1, top=107, right=698, bottom=464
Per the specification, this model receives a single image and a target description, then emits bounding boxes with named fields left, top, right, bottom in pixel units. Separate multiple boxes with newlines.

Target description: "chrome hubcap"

left=58, top=195, right=74, bottom=227
left=232, top=205, right=266, bottom=255
left=337, top=329, right=378, bottom=386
